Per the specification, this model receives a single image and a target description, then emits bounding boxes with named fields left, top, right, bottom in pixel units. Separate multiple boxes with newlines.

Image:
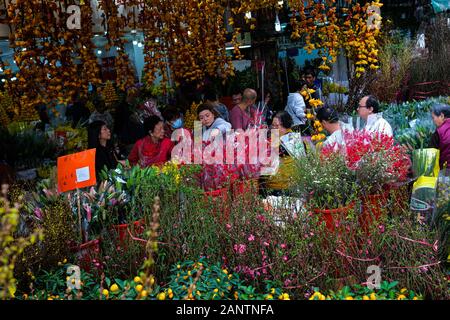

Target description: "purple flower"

left=34, top=207, right=43, bottom=220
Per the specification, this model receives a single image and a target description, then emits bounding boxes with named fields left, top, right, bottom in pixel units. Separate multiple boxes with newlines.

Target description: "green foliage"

left=311, top=281, right=423, bottom=300
left=292, top=151, right=358, bottom=209
left=160, top=258, right=284, bottom=300
left=0, top=123, right=57, bottom=169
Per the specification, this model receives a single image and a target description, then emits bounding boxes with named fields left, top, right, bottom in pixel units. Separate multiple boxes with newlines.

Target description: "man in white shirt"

left=285, top=79, right=307, bottom=130
left=357, top=95, right=393, bottom=137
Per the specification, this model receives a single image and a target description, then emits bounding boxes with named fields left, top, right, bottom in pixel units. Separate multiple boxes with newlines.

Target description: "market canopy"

left=431, top=0, right=450, bottom=13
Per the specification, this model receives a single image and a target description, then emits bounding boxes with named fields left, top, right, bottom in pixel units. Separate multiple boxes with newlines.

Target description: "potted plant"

left=322, top=130, right=411, bottom=229
left=293, top=151, right=358, bottom=231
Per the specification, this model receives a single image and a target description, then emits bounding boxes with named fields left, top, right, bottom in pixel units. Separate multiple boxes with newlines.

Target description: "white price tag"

left=76, top=166, right=90, bottom=183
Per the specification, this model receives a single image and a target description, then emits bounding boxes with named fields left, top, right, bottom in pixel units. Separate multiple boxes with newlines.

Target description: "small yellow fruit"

left=102, top=289, right=109, bottom=296
left=158, top=292, right=166, bottom=300
left=135, top=285, right=143, bottom=292
left=141, top=290, right=148, bottom=298
left=363, top=295, right=370, bottom=300
left=110, top=284, right=119, bottom=292
left=134, top=276, right=142, bottom=283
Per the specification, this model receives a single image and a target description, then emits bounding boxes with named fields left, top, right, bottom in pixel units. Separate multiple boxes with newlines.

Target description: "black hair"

left=88, top=120, right=108, bottom=149
left=144, top=115, right=164, bottom=134
left=231, top=88, right=242, bottom=97
left=431, top=103, right=450, bottom=118
left=365, top=95, right=380, bottom=113
left=197, top=103, right=219, bottom=118
left=204, top=90, right=218, bottom=102
left=162, top=106, right=181, bottom=122
left=304, top=68, right=316, bottom=78
left=316, top=107, right=339, bottom=123
left=273, top=111, right=293, bottom=129
left=292, top=79, right=307, bottom=92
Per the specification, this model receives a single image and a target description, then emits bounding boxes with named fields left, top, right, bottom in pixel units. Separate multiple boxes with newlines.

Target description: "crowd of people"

left=67, top=69, right=450, bottom=196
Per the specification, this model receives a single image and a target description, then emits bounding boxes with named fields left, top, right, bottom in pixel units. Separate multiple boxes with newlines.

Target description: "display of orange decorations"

left=101, top=81, right=119, bottom=106
left=2, top=0, right=102, bottom=116
left=287, top=0, right=383, bottom=78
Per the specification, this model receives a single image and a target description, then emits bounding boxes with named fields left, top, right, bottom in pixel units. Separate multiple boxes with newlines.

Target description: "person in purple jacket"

left=430, top=103, right=450, bottom=169
left=229, top=88, right=257, bottom=130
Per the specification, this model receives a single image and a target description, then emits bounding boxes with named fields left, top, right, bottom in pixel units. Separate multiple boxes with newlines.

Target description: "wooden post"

left=77, top=188, right=85, bottom=243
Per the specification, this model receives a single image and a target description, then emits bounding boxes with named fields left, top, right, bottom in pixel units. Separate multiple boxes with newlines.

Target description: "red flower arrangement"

left=322, top=130, right=411, bottom=194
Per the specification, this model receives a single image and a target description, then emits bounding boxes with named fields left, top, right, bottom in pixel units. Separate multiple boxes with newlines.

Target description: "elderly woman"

left=128, top=115, right=174, bottom=167
left=430, top=103, right=450, bottom=169
left=197, top=103, right=232, bottom=141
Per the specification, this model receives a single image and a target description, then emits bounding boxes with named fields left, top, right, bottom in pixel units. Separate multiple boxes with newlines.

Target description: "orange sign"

left=57, top=149, right=97, bottom=193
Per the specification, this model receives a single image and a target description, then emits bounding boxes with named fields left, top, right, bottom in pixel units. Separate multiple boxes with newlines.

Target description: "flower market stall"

left=0, top=0, right=449, bottom=302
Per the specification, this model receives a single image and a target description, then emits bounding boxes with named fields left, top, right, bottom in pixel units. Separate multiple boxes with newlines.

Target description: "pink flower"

left=226, top=224, right=232, bottom=230
left=378, top=224, right=385, bottom=233
left=233, top=244, right=247, bottom=254
left=34, top=207, right=43, bottom=220
left=282, top=255, right=288, bottom=262
left=248, top=234, right=255, bottom=242
left=257, top=215, right=265, bottom=222
left=280, top=243, right=287, bottom=249
left=263, top=241, right=270, bottom=247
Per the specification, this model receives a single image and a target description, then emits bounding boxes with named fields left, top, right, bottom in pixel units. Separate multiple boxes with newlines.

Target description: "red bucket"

left=112, top=219, right=146, bottom=247
left=359, top=191, right=389, bottom=231
left=71, top=238, right=101, bottom=273
left=313, top=202, right=356, bottom=232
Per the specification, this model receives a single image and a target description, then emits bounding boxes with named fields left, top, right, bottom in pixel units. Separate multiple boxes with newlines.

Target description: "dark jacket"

left=95, top=145, right=118, bottom=176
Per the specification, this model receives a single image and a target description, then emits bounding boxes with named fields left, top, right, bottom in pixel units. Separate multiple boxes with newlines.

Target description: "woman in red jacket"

left=128, top=115, right=174, bottom=167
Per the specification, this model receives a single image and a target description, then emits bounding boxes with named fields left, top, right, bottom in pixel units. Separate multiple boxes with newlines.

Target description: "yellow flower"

left=222, top=269, right=228, bottom=275
left=110, top=284, right=119, bottom=293
left=168, top=288, right=173, bottom=294
left=363, top=295, right=370, bottom=300
left=279, top=293, right=290, bottom=300
left=134, top=276, right=142, bottom=283
left=270, top=288, right=276, bottom=294
left=400, top=288, right=408, bottom=294
left=213, top=288, right=219, bottom=293
left=216, top=278, right=221, bottom=283
left=413, top=297, right=419, bottom=300
left=102, top=289, right=109, bottom=296
left=370, top=293, right=377, bottom=300
left=397, top=294, right=406, bottom=300
left=344, top=296, right=354, bottom=300
left=234, top=291, right=239, bottom=300
left=141, top=290, right=148, bottom=298
left=157, top=292, right=166, bottom=300
left=135, top=285, right=143, bottom=292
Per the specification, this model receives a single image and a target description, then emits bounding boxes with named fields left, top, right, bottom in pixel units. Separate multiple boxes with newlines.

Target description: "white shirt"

left=324, top=130, right=345, bottom=150
left=365, top=113, right=393, bottom=137
left=285, top=92, right=306, bottom=126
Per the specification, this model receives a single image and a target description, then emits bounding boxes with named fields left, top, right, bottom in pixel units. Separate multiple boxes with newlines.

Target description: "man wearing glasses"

left=357, top=95, right=393, bottom=137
